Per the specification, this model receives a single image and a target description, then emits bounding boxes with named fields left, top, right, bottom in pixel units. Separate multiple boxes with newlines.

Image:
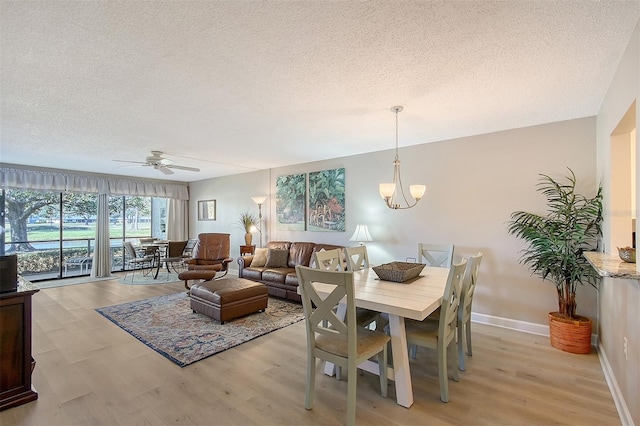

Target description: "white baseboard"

left=596, top=344, right=634, bottom=426
left=471, top=312, right=549, bottom=336
left=471, top=312, right=599, bottom=346
left=471, top=313, right=629, bottom=425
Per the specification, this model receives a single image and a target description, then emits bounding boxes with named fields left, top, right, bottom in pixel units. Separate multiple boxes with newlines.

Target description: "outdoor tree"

left=63, top=193, right=98, bottom=225
left=3, top=189, right=60, bottom=251
left=125, top=196, right=151, bottom=231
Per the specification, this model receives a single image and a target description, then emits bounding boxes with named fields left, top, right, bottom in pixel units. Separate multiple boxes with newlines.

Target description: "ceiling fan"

left=113, top=151, right=200, bottom=175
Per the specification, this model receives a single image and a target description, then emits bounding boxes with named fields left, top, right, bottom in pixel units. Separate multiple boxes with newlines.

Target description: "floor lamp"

left=251, top=196, right=267, bottom=248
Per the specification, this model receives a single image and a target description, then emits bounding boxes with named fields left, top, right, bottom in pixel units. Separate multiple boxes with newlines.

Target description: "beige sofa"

left=237, top=240, right=343, bottom=302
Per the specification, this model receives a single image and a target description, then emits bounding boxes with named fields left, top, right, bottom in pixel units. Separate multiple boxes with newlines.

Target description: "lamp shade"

left=251, top=196, right=267, bottom=205
left=409, top=185, right=426, bottom=200
left=349, top=224, right=373, bottom=243
left=379, top=183, right=395, bottom=199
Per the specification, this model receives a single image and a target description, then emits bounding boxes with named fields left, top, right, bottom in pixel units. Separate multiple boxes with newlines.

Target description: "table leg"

left=388, top=314, right=413, bottom=408
left=153, top=251, right=161, bottom=279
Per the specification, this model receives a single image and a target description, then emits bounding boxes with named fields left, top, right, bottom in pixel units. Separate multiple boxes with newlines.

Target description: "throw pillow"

left=265, top=248, right=289, bottom=268
left=252, top=248, right=268, bottom=267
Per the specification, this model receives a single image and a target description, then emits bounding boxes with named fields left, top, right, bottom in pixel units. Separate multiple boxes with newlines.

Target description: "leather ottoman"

left=189, top=278, right=268, bottom=324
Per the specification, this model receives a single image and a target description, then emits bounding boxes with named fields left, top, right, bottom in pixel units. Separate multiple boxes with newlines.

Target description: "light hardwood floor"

left=1, top=277, right=620, bottom=425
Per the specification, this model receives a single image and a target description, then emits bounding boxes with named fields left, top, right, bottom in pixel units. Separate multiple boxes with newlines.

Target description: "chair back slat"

left=313, top=249, right=346, bottom=272
left=439, top=259, right=467, bottom=346
left=345, top=245, right=370, bottom=271
left=296, top=265, right=355, bottom=354
left=460, top=252, right=483, bottom=323
left=418, top=243, right=454, bottom=267
left=123, top=241, right=138, bottom=259
left=167, top=240, right=188, bottom=258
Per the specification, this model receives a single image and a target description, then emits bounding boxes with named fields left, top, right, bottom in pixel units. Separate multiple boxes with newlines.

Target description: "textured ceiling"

left=1, top=1, right=639, bottom=182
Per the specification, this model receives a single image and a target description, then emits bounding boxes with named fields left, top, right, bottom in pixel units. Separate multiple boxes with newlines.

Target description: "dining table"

left=139, top=240, right=169, bottom=279
left=300, top=265, right=450, bottom=408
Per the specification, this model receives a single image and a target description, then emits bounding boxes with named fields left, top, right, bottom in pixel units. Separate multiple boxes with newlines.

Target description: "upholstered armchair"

left=183, top=233, right=233, bottom=277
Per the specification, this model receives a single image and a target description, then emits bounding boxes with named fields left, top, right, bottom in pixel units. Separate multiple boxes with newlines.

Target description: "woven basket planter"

left=548, top=312, right=592, bottom=354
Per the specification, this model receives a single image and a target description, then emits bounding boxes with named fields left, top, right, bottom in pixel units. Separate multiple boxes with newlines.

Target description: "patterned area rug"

left=96, top=292, right=304, bottom=366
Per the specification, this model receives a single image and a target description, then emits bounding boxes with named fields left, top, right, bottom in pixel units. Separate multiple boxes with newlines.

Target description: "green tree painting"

left=308, top=168, right=345, bottom=232
left=276, top=173, right=306, bottom=230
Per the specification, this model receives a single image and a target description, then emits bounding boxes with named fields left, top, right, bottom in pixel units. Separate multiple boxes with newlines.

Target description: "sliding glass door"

left=1, top=189, right=166, bottom=281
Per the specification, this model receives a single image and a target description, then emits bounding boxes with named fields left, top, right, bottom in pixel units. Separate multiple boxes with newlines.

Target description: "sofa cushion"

left=288, top=242, right=316, bottom=268
left=265, top=249, right=289, bottom=268
left=242, top=267, right=265, bottom=281
left=262, top=268, right=290, bottom=284
left=285, top=272, right=299, bottom=287
left=252, top=247, right=268, bottom=267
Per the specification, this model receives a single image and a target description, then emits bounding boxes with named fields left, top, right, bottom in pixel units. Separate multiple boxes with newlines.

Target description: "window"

left=1, top=189, right=167, bottom=281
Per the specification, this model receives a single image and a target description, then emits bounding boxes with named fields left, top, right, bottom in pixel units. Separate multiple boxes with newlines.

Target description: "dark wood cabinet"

left=0, top=278, right=39, bottom=411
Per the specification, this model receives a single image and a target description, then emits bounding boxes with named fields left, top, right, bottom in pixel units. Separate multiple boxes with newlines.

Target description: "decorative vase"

left=548, top=312, right=592, bottom=354
left=244, top=232, right=253, bottom=246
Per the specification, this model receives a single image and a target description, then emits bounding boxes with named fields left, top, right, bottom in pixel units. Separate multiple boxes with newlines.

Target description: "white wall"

left=189, top=117, right=597, bottom=329
left=595, top=19, right=639, bottom=426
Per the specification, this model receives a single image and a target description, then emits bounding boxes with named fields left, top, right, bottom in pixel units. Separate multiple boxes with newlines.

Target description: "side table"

left=240, top=245, right=255, bottom=256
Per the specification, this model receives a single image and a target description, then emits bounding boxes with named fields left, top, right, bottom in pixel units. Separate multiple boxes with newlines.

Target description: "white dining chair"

left=458, top=252, right=483, bottom=371
left=295, top=265, right=390, bottom=426
left=345, top=245, right=384, bottom=330
left=404, top=259, right=467, bottom=403
left=418, top=243, right=454, bottom=267
left=345, top=245, right=370, bottom=271
left=313, top=248, right=345, bottom=272
left=409, top=243, right=455, bottom=358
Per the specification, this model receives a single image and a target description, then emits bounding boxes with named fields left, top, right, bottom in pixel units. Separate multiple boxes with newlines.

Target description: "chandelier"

left=379, top=106, right=426, bottom=209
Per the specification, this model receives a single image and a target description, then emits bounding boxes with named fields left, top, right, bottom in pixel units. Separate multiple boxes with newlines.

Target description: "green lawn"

left=5, top=223, right=152, bottom=242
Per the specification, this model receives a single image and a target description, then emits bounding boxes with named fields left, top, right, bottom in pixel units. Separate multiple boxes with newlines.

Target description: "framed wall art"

left=197, top=199, right=216, bottom=221
left=276, top=173, right=306, bottom=230
left=308, top=167, right=345, bottom=232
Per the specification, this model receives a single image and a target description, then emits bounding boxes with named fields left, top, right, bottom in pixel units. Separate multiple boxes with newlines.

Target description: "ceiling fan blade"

left=157, top=158, right=174, bottom=166
left=113, top=159, right=145, bottom=164
left=166, top=164, right=200, bottom=172
left=154, top=165, right=175, bottom=175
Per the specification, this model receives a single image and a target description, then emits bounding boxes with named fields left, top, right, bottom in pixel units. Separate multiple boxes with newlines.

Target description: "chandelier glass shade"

left=379, top=106, right=426, bottom=209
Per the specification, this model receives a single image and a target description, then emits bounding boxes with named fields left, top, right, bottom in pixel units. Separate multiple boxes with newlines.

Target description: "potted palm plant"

left=237, top=211, right=258, bottom=246
left=507, top=169, right=603, bottom=354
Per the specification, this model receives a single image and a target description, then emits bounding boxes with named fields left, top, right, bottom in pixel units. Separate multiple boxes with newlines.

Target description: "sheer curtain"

left=167, top=199, right=188, bottom=241
left=91, top=193, right=112, bottom=278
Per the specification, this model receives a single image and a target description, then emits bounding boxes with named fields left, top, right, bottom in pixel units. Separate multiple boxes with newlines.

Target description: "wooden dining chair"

left=316, top=247, right=379, bottom=329
left=405, top=259, right=467, bottom=403
left=345, top=245, right=384, bottom=330
left=295, top=265, right=390, bottom=426
left=312, top=248, right=345, bottom=272
left=418, top=243, right=454, bottom=267
left=344, top=245, right=370, bottom=271
left=409, top=243, right=455, bottom=358
left=458, top=252, right=483, bottom=371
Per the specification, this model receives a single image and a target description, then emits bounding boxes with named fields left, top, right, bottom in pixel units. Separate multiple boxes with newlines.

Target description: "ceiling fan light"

left=410, top=185, right=426, bottom=200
